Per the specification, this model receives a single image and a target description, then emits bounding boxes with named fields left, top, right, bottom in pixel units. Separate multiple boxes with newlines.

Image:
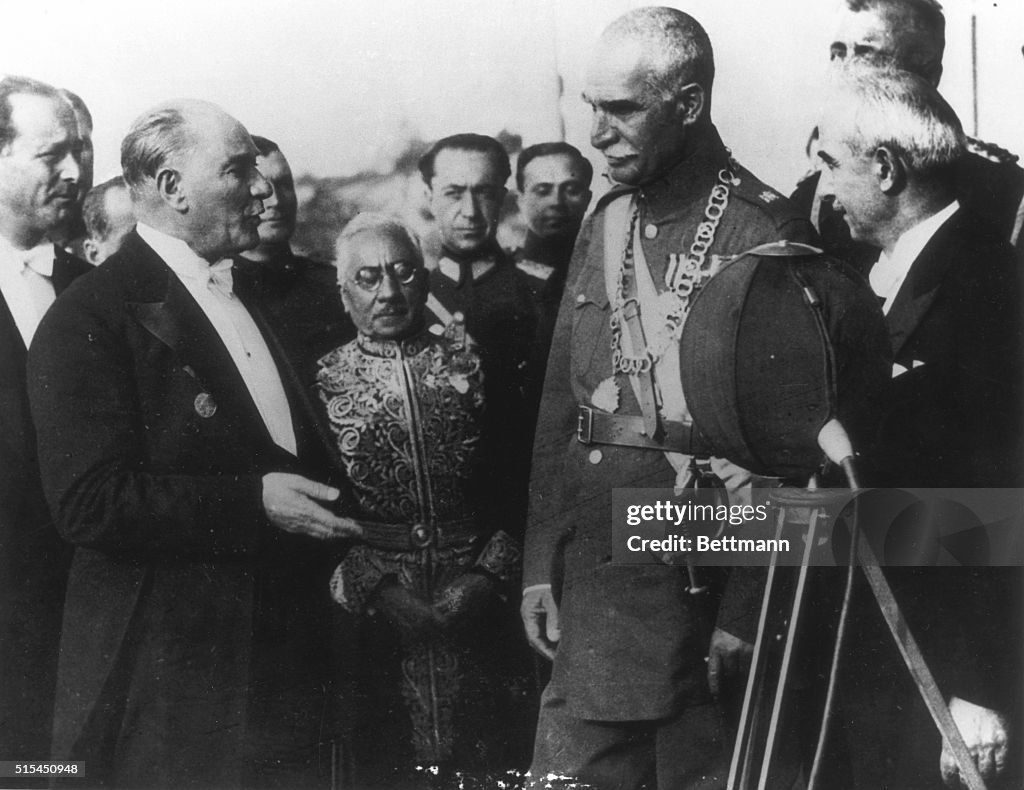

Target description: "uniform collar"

left=520, top=230, right=575, bottom=268
left=635, top=125, right=731, bottom=210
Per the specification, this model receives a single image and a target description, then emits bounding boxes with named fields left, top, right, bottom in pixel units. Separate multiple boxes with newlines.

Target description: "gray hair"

left=335, top=212, right=423, bottom=270
left=825, top=62, right=963, bottom=176
left=602, top=7, right=714, bottom=103
left=120, top=101, right=204, bottom=194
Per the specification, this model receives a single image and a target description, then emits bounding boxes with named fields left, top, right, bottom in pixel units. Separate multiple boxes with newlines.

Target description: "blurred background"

left=3, top=0, right=1022, bottom=260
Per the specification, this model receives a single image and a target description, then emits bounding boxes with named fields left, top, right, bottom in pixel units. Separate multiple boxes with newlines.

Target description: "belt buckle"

left=577, top=405, right=594, bottom=444
left=409, top=523, right=434, bottom=550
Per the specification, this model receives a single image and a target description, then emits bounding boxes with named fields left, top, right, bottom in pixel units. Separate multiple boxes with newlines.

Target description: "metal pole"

left=971, top=14, right=979, bottom=137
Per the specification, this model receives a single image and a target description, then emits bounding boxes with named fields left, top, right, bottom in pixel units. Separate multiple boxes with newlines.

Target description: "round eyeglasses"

left=351, top=260, right=420, bottom=292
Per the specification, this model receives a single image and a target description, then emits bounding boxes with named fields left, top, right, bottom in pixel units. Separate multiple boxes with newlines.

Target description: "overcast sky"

left=3, top=0, right=1022, bottom=195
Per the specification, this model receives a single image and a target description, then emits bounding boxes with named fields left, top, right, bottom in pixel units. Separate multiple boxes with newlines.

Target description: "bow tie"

left=207, top=259, right=235, bottom=298
left=22, top=244, right=55, bottom=278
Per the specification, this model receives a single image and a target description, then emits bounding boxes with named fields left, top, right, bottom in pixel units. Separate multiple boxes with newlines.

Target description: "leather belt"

left=576, top=404, right=712, bottom=455
left=357, top=516, right=478, bottom=552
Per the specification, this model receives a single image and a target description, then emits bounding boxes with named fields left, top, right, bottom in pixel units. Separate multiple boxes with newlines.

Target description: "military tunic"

left=525, top=126, right=817, bottom=789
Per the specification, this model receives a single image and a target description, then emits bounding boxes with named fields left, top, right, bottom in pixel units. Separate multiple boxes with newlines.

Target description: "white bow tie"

left=22, top=244, right=55, bottom=278
left=207, top=259, right=235, bottom=298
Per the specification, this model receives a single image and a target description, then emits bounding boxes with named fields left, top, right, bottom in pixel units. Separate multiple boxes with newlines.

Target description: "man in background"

left=514, top=141, right=593, bottom=300
left=81, top=175, right=135, bottom=264
left=0, top=74, right=90, bottom=768
left=793, top=0, right=1024, bottom=269
left=419, top=133, right=540, bottom=542
left=233, top=135, right=352, bottom=385
left=51, top=87, right=94, bottom=254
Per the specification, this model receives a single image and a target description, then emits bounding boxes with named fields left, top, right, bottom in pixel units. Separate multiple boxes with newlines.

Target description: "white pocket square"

left=892, top=360, right=926, bottom=378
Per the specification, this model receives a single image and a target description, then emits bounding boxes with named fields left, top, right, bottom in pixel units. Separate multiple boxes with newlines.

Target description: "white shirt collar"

left=870, top=200, right=959, bottom=313
left=0, top=234, right=55, bottom=277
left=136, top=223, right=217, bottom=279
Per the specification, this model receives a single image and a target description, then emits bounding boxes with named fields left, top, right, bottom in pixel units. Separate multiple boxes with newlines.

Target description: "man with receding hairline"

left=0, top=72, right=91, bottom=770
left=29, top=99, right=359, bottom=788
left=793, top=0, right=1024, bottom=265
left=523, top=8, right=817, bottom=788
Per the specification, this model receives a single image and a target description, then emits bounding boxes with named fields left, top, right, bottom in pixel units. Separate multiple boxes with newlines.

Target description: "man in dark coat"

left=28, top=99, right=360, bottom=788
left=233, top=136, right=352, bottom=387
left=814, top=63, right=1021, bottom=789
left=792, top=0, right=1024, bottom=272
left=521, top=8, right=818, bottom=788
left=0, top=74, right=91, bottom=772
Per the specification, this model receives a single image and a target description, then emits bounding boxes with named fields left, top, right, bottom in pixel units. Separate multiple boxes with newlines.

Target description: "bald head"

left=598, top=6, right=715, bottom=104
left=583, top=7, right=713, bottom=185
left=121, top=99, right=271, bottom=261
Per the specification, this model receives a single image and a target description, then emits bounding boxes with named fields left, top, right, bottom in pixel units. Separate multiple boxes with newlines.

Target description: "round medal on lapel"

left=194, top=392, right=218, bottom=418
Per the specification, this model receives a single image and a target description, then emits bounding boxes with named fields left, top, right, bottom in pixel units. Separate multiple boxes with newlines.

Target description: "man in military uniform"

left=514, top=142, right=594, bottom=388
left=792, top=0, right=1024, bottom=271
left=521, top=8, right=817, bottom=788
left=233, top=136, right=352, bottom=386
left=419, top=134, right=541, bottom=543
left=514, top=142, right=593, bottom=302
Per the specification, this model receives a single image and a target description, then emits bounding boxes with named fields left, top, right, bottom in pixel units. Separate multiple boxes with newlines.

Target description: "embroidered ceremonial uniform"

left=525, top=127, right=817, bottom=789
left=318, top=331, right=528, bottom=784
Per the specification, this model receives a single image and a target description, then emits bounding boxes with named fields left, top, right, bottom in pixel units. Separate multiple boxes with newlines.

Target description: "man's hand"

left=707, top=627, right=754, bottom=696
left=434, top=572, right=495, bottom=629
left=940, top=696, right=1010, bottom=788
left=521, top=585, right=560, bottom=661
left=261, top=473, right=363, bottom=540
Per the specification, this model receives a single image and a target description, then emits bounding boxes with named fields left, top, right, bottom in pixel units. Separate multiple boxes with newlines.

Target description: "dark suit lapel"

left=886, top=210, right=962, bottom=359
left=0, top=292, right=30, bottom=462
left=120, top=232, right=277, bottom=451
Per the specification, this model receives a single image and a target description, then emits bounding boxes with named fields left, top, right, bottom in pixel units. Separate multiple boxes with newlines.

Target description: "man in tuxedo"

left=0, top=74, right=91, bottom=767
left=29, top=99, right=360, bottom=788
left=792, top=0, right=1024, bottom=272
left=233, top=136, right=352, bottom=386
left=815, top=63, right=1020, bottom=789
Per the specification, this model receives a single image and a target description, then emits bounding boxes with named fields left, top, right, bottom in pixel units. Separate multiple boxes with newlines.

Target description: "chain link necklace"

left=610, top=167, right=734, bottom=376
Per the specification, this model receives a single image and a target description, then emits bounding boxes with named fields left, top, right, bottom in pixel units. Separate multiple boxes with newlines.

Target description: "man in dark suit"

left=233, top=136, right=352, bottom=386
left=815, top=63, right=1020, bottom=789
left=29, top=99, right=360, bottom=788
left=0, top=75, right=91, bottom=769
left=792, top=0, right=1024, bottom=273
